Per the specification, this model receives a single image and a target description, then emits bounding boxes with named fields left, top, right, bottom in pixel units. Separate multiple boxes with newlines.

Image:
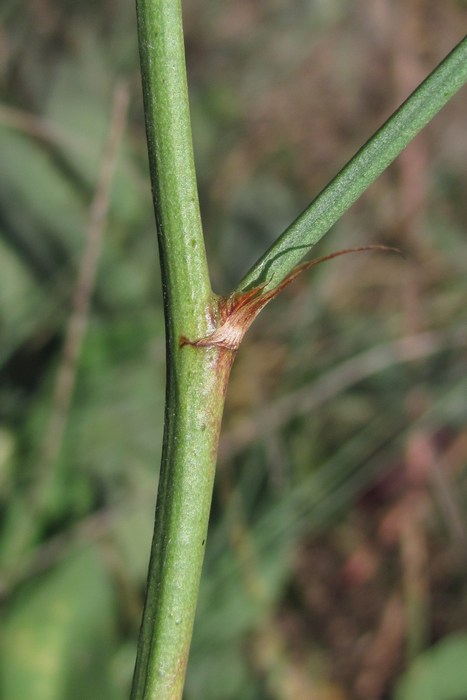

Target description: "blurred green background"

left=1, top=1, right=467, bottom=698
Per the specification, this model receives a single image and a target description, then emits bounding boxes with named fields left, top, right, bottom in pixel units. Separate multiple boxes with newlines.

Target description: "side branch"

left=238, top=36, right=467, bottom=295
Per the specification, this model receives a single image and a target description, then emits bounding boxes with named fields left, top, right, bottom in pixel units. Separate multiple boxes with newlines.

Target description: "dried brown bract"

left=181, top=246, right=401, bottom=352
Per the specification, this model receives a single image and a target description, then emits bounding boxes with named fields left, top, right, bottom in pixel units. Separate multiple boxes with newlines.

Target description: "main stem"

left=131, top=2, right=230, bottom=698
left=132, top=3, right=466, bottom=696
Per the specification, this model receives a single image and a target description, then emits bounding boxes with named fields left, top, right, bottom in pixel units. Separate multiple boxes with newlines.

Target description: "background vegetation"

left=1, top=1, right=466, bottom=698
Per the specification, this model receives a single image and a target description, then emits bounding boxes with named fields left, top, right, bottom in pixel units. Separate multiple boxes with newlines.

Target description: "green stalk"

left=131, top=2, right=232, bottom=698
left=238, top=35, right=467, bottom=294
left=132, top=4, right=466, bottom=695
left=136, top=0, right=211, bottom=330
left=130, top=345, right=232, bottom=700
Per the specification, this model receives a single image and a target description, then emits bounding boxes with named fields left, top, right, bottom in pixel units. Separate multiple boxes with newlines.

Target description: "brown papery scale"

left=180, top=245, right=402, bottom=352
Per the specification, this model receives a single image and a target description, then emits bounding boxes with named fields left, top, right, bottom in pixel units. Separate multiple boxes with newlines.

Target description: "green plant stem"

left=238, top=35, right=467, bottom=294
left=132, top=4, right=466, bottom=695
left=136, top=0, right=212, bottom=337
left=131, top=1, right=230, bottom=698
left=131, top=346, right=233, bottom=700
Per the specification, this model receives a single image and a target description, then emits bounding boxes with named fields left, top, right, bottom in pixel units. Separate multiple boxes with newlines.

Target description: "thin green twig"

left=238, top=35, right=467, bottom=294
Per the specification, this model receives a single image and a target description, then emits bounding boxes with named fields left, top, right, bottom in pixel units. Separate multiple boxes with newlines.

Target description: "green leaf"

left=0, top=548, right=121, bottom=700
left=0, top=129, right=86, bottom=248
left=0, top=239, right=47, bottom=368
left=394, top=634, right=467, bottom=700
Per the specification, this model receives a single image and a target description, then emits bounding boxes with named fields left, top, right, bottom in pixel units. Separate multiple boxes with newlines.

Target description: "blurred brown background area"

left=0, top=1, right=466, bottom=699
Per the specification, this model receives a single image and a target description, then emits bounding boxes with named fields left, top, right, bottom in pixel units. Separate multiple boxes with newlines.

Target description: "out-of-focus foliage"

left=394, top=634, right=467, bottom=700
left=1, top=548, right=120, bottom=700
left=0, top=0, right=466, bottom=698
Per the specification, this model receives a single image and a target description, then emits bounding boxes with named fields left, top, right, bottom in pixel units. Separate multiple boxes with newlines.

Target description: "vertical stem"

left=131, top=346, right=233, bottom=700
left=132, top=1, right=229, bottom=698
left=136, top=0, right=212, bottom=335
